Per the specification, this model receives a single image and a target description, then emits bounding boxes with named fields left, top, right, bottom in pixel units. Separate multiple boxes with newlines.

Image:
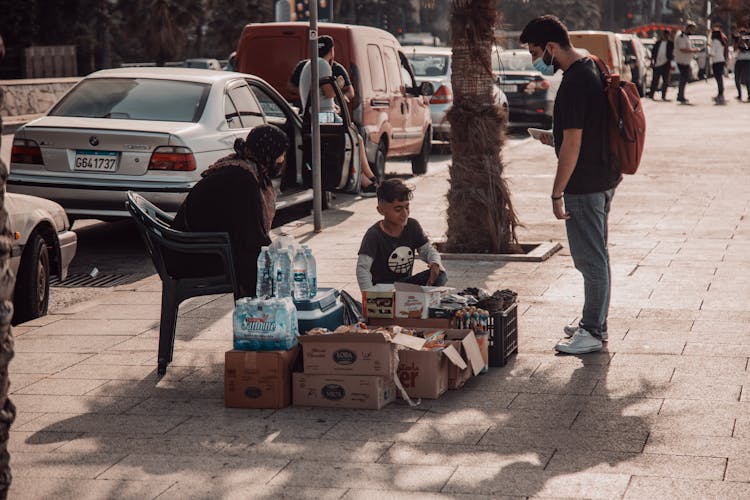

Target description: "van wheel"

left=411, top=131, right=431, bottom=176
left=372, top=140, right=387, bottom=183
left=13, top=231, right=50, bottom=325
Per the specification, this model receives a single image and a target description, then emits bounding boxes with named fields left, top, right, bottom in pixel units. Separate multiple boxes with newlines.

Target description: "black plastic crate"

left=487, top=301, right=518, bottom=367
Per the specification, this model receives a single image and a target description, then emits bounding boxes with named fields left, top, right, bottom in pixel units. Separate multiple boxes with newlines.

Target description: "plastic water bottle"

left=303, top=245, right=317, bottom=298
left=274, top=248, right=292, bottom=298
left=255, top=246, right=274, bottom=298
left=292, top=248, right=309, bottom=300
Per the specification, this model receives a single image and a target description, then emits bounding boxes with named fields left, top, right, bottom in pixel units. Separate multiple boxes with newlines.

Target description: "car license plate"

left=74, top=150, right=119, bottom=172
left=499, top=83, right=518, bottom=93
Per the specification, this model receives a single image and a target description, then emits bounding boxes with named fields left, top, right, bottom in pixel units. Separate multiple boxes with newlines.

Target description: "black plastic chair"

left=125, top=191, right=240, bottom=376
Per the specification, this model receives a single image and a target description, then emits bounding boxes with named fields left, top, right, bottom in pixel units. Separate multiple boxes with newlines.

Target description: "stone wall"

left=0, top=78, right=80, bottom=117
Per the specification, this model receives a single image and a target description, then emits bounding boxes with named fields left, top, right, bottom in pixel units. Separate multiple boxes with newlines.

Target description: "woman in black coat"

left=169, top=124, right=289, bottom=297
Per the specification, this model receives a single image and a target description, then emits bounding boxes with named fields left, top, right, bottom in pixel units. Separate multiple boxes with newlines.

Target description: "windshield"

left=50, top=78, right=211, bottom=122
left=493, top=51, right=535, bottom=72
left=406, top=54, right=449, bottom=77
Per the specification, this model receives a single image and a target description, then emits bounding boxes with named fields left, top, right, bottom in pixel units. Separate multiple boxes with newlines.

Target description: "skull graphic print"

left=388, top=246, right=414, bottom=275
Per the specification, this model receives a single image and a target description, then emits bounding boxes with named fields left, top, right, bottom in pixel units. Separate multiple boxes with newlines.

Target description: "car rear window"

left=407, top=54, right=449, bottom=77
left=49, top=78, right=211, bottom=122
left=493, top=51, right=535, bottom=72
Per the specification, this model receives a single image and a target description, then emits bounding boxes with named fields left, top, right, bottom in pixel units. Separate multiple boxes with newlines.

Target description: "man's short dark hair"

left=318, top=35, right=334, bottom=57
left=377, top=178, right=413, bottom=203
left=519, top=15, right=571, bottom=49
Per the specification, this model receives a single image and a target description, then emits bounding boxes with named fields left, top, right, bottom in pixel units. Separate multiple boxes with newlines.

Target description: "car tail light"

left=11, top=138, right=44, bottom=165
left=524, top=78, right=551, bottom=94
left=430, top=84, right=453, bottom=105
left=148, top=146, right=196, bottom=171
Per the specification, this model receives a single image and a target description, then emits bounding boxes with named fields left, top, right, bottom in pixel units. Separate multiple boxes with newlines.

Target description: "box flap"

left=299, top=332, right=389, bottom=344
left=461, top=331, right=485, bottom=376
left=442, top=345, right=466, bottom=369
left=392, top=333, right=427, bottom=350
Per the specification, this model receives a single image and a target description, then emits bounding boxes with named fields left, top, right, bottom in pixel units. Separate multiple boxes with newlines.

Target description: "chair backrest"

left=125, top=191, right=238, bottom=290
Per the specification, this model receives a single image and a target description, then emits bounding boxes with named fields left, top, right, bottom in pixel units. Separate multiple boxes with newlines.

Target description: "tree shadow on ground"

left=15, top=338, right=664, bottom=498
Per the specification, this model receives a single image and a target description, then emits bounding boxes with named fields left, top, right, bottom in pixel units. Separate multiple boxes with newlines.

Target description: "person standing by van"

left=648, top=30, right=674, bottom=101
left=521, top=15, right=621, bottom=354
left=298, top=36, right=378, bottom=195
left=710, top=28, right=728, bottom=104
left=674, top=21, right=700, bottom=104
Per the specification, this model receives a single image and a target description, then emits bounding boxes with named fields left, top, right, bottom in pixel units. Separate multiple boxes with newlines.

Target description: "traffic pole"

left=310, top=1, right=323, bottom=232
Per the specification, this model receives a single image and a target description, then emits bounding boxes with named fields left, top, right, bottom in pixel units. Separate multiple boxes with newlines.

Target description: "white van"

left=569, top=30, right=632, bottom=82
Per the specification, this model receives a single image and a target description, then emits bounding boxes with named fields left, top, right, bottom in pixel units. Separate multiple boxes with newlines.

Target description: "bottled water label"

left=294, top=272, right=306, bottom=282
left=233, top=297, right=298, bottom=351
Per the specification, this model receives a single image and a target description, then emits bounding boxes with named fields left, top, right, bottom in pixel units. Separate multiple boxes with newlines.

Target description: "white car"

left=6, top=193, right=77, bottom=324
left=8, top=67, right=361, bottom=220
left=405, top=46, right=508, bottom=142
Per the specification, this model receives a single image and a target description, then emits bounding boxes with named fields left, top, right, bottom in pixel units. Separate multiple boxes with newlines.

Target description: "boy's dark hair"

left=377, top=178, right=413, bottom=203
left=519, top=15, right=571, bottom=49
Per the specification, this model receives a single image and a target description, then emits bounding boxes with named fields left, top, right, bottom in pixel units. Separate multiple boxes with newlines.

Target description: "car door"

left=398, top=51, right=430, bottom=153
left=298, top=77, right=360, bottom=194
left=381, top=45, right=407, bottom=153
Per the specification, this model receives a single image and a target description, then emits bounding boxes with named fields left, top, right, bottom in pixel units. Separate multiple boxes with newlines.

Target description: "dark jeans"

left=398, top=269, right=448, bottom=286
left=713, top=62, right=725, bottom=97
left=677, top=63, right=691, bottom=100
left=564, top=189, right=615, bottom=337
left=649, top=63, right=671, bottom=98
left=735, top=59, right=750, bottom=98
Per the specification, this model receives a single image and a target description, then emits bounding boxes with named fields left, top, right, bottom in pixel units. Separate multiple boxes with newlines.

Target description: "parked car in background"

left=569, top=30, right=632, bottom=83
left=8, top=67, right=361, bottom=221
left=491, top=48, right=559, bottom=129
left=6, top=193, right=76, bottom=324
left=617, top=33, right=650, bottom=96
left=183, top=58, right=222, bottom=70
left=236, top=22, right=433, bottom=177
left=406, top=46, right=508, bottom=142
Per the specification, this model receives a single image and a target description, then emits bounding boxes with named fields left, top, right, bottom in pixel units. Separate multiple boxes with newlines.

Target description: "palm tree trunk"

left=446, top=0, right=520, bottom=253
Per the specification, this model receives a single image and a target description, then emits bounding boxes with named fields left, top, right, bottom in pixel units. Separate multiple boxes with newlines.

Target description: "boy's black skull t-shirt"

left=358, top=218, right=429, bottom=285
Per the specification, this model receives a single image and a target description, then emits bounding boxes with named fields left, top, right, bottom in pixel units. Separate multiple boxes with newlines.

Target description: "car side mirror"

left=419, top=81, right=434, bottom=96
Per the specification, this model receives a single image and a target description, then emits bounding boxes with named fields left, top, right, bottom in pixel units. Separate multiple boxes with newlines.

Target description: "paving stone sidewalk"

left=8, top=80, right=750, bottom=499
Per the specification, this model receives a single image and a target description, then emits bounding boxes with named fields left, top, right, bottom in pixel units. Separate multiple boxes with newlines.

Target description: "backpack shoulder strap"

left=588, top=55, right=610, bottom=79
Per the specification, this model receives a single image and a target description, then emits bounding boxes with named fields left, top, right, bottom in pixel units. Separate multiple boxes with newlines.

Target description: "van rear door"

left=237, top=30, right=305, bottom=101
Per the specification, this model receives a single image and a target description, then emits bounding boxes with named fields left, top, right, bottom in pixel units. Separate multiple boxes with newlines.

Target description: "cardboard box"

left=224, top=346, right=299, bottom=409
left=368, top=317, right=451, bottom=329
left=391, top=332, right=468, bottom=399
left=298, top=332, right=395, bottom=376
left=292, top=372, right=396, bottom=409
left=394, top=283, right=452, bottom=319
left=474, top=332, right=490, bottom=373
left=362, top=285, right=395, bottom=318
left=443, top=330, right=486, bottom=389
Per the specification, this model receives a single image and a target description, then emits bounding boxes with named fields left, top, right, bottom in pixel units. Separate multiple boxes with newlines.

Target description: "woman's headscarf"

left=203, top=124, right=289, bottom=187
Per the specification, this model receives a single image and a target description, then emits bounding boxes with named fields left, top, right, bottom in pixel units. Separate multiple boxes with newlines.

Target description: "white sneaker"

left=563, top=324, right=608, bottom=341
left=555, top=328, right=603, bottom=354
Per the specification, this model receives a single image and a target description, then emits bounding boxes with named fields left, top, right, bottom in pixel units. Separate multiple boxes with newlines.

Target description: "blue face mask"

left=533, top=48, right=556, bottom=75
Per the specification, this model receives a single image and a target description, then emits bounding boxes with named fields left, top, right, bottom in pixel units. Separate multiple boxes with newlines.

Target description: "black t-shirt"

left=553, top=57, right=620, bottom=194
left=290, top=60, right=351, bottom=88
left=358, top=218, right=429, bottom=285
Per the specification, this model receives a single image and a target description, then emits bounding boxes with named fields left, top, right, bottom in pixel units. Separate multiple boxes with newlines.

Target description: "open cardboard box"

left=393, top=283, right=452, bottom=319
left=298, top=331, right=395, bottom=376
left=391, top=329, right=484, bottom=398
left=362, top=284, right=395, bottom=318
left=292, top=372, right=396, bottom=409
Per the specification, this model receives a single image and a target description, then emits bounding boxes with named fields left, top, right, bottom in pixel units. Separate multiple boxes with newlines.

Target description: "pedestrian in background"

left=521, top=15, right=621, bottom=354
left=674, top=21, right=700, bottom=104
left=733, top=29, right=750, bottom=101
left=648, top=29, right=674, bottom=101
left=710, top=28, right=728, bottom=104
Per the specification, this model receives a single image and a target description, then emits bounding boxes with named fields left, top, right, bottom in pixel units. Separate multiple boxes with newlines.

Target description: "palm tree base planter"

left=433, top=240, right=562, bottom=262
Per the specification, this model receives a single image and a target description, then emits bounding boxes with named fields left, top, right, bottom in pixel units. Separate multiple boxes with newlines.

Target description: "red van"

left=236, top=22, right=433, bottom=177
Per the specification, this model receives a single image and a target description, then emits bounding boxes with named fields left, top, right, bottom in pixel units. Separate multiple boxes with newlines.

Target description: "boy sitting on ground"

left=357, top=179, right=447, bottom=290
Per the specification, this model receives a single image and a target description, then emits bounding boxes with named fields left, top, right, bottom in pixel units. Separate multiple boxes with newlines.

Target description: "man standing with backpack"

left=521, top=15, right=622, bottom=354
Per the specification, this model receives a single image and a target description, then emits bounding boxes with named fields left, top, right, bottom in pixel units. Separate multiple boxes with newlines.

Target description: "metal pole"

left=310, top=1, right=323, bottom=232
